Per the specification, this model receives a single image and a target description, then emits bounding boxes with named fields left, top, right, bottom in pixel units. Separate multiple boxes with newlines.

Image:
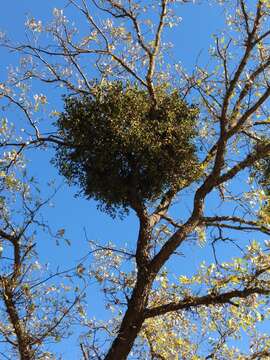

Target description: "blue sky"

left=0, top=1, right=263, bottom=359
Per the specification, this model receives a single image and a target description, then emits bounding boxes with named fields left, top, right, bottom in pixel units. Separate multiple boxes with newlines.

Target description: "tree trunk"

left=104, top=271, right=153, bottom=360
left=104, top=204, right=154, bottom=360
left=3, top=284, right=34, bottom=360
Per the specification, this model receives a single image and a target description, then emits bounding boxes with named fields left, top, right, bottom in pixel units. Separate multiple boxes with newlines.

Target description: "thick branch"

left=202, top=216, right=270, bottom=235
left=217, top=142, right=270, bottom=186
left=145, top=286, right=269, bottom=318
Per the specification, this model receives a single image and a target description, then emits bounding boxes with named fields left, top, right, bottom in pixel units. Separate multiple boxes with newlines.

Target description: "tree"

left=0, top=120, right=84, bottom=359
left=1, top=0, right=270, bottom=359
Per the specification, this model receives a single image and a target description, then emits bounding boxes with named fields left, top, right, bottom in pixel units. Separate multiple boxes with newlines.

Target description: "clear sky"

left=0, top=1, right=259, bottom=359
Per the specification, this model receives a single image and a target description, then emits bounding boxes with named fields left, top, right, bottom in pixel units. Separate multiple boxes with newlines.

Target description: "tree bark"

left=104, top=269, right=153, bottom=360
left=3, top=283, right=34, bottom=360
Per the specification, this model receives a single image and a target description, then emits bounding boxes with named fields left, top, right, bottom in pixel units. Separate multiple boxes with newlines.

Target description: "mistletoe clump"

left=54, top=82, right=199, bottom=215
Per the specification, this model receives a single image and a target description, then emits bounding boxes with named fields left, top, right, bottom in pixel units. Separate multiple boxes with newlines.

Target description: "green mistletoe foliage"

left=54, top=82, right=199, bottom=215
